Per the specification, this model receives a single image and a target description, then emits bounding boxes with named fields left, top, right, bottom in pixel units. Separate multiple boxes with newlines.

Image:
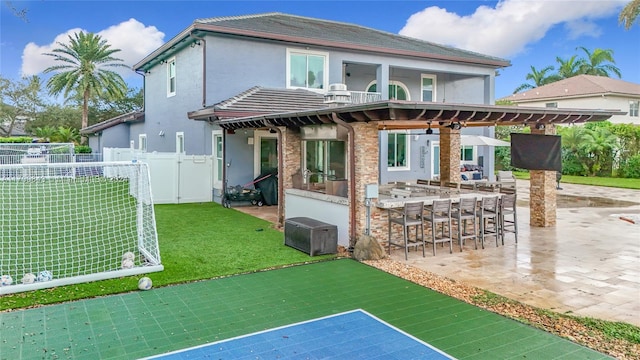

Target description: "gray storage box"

left=284, top=217, right=338, bottom=256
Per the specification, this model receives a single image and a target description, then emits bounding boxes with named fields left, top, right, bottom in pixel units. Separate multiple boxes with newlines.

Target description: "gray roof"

left=135, top=12, right=510, bottom=71
left=80, top=111, right=145, bottom=135
left=506, top=75, right=640, bottom=103
left=188, top=86, right=327, bottom=120
left=0, top=121, right=28, bottom=137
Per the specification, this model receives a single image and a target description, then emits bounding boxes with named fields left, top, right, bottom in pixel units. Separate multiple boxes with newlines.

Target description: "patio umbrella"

left=460, top=135, right=510, bottom=147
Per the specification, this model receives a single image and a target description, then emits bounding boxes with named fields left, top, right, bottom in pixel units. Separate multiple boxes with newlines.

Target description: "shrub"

left=618, top=154, right=640, bottom=178
left=74, top=145, right=92, bottom=154
left=0, top=137, right=33, bottom=143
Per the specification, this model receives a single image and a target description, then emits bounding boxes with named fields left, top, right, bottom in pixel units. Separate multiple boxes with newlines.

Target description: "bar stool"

left=499, top=193, right=518, bottom=244
left=452, top=196, right=478, bottom=251
left=424, top=199, right=453, bottom=255
left=388, top=201, right=425, bottom=260
left=478, top=196, right=499, bottom=248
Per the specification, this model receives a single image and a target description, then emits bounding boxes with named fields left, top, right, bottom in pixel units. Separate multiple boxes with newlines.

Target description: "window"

left=304, top=140, right=346, bottom=185
left=367, top=80, right=410, bottom=100
left=176, top=132, right=184, bottom=153
left=287, top=49, right=327, bottom=90
left=138, top=134, right=147, bottom=152
left=421, top=75, right=436, bottom=101
left=212, top=130, right=223, bottom=187
left=461, top=146, right=474, bottom=162
left=432, top=141, right=440, bottom=178
left=545, top=102, right=557, bottom=108
left=167, top=58, right=176, bottom=96
left=387, top=131, right=409, bottom=169
left=630, top=101, right=639, bottom=117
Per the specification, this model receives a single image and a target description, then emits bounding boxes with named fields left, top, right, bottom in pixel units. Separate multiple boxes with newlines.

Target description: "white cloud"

left=21, top=18, right=164, bottom=79
left=398, top=0, right=626, bottom=58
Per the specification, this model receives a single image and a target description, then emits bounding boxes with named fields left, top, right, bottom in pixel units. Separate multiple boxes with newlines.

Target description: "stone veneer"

left=278, top=127, right=301, bottom=228
left=351, top=122, right=380, bottom=247
left=529, top=124, right=557, bottom=227
left=439, top=126, right=461, bottom=183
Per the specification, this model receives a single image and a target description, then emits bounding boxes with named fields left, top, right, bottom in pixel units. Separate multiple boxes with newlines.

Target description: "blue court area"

left=143, top=309, right=454, bottom=360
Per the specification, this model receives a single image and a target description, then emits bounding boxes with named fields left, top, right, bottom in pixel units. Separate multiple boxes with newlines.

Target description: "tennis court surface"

left=0, top=259, right=610, bottom=359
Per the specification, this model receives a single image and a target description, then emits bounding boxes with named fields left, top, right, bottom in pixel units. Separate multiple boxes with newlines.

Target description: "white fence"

left=103, top=148, right=213, bottom=204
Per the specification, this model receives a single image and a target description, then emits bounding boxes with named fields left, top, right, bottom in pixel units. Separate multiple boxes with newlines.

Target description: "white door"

left=212, top=130, right=223, bottom=189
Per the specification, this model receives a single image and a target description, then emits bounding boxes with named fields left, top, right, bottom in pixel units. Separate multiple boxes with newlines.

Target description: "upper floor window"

left=421, top=75, right=436, bottom=101
left=545, top=102, right=557, bottom=108
left=167, top=58, right=176, bottom=97
left=287, top=49, right=327, bottom=90
left=387, top=131, right=409, bottom=169
left=367, top=80, right=410, bottom=100
left=630, top=101, right=639, bottom=117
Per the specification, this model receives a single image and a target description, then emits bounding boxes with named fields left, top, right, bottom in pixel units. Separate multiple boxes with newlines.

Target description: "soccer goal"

left=0, top=161, right=163, bottom=295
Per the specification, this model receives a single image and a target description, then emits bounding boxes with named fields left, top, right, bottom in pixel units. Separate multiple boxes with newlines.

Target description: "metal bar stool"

left=388, top=201, right=425, bottom=260
left=478, top=195, right=499, bottom=248
left=452, top=196, right=478, bottom=251
left=424, top=199, right=453, bottom=255
left=499, top=193, right=518, bottom=244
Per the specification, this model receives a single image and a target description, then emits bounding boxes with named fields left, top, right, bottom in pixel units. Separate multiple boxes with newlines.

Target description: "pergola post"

left=529, top=124, right=557, bottom=227
left=352, top=122, right=380, bottom=242
left=279, top=127, right=302, bottom=228
left=439, top=126, right=461, bottom=183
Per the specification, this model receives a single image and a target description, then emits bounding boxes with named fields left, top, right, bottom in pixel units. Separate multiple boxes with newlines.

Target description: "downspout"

left=134, top=69, right=146, bottom=148
left=263, top=120, right=284, bottom=226
left=331, top=113, right=357, bottom=248
left=189, top=32, right=207, bottom=108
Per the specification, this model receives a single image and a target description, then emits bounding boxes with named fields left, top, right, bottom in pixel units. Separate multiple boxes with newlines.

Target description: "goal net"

left=0, top=161, right=163, bottom=295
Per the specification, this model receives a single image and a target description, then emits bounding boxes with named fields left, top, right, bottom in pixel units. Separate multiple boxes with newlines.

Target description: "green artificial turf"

left=0, top=202, right=332, bottom=311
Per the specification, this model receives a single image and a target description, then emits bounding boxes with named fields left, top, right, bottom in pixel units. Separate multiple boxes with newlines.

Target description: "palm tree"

left=619, top=0, right=640, bottom=30
left=576, top=47, right=622, bottom=78
left=555, top=55, right=585, bottom=79
left=580, top=126, right=618, bottom=176
left=44, top=31, right=128, bottom=144
left=512, top=65, right=561, bottom=94
left=53, top=126, right=81, bottom=144
left=33, top=126, right=58, bottom=142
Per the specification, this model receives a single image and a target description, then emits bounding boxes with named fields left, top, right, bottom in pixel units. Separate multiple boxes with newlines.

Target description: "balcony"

left=349, top=91, right=382, bottom=104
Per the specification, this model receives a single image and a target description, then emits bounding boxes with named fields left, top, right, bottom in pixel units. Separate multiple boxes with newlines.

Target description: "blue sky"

left=1, top=0, right=639, bottom=99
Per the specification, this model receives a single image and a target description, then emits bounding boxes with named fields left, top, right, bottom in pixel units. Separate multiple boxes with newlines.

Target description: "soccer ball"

left=122, top=251, right=136, bottom=261
left=121, top=259, right=135, bottom=269
left=0, top=274, right=12, bottom=286
left=22, top=273, right=36, bottom=284
left=137, top=276, right=152, bottom=291
left=37, top=270, right=53, bottom=282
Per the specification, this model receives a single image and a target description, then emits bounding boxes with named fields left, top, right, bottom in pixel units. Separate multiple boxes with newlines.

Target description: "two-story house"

left=82, top=13, right=618, bottom=248
left=503, top=75, right=640, bottom=124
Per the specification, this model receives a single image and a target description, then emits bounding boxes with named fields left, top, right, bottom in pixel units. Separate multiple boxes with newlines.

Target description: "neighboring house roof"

left=505, top=75, right=640, bottom=103
left=135, top=12, right=510, bottom=72
left=0, top=121, right=28, bottom=137
left=80, top=111, right=145, bottom=135
left=188, top=86, right=327, bottom=120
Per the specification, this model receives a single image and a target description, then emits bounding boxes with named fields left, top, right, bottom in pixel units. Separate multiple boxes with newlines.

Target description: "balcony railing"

left=349, top=91, right=382, bottom=104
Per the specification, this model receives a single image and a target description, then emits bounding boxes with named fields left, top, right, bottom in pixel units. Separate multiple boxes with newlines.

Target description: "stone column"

left=278, top=127, right=301, bottom=228
left=439, top=126, right=461, bottom=183
left=529, top=124, right=557, bottom=227
left=352, top=122, right=379, bottom=245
